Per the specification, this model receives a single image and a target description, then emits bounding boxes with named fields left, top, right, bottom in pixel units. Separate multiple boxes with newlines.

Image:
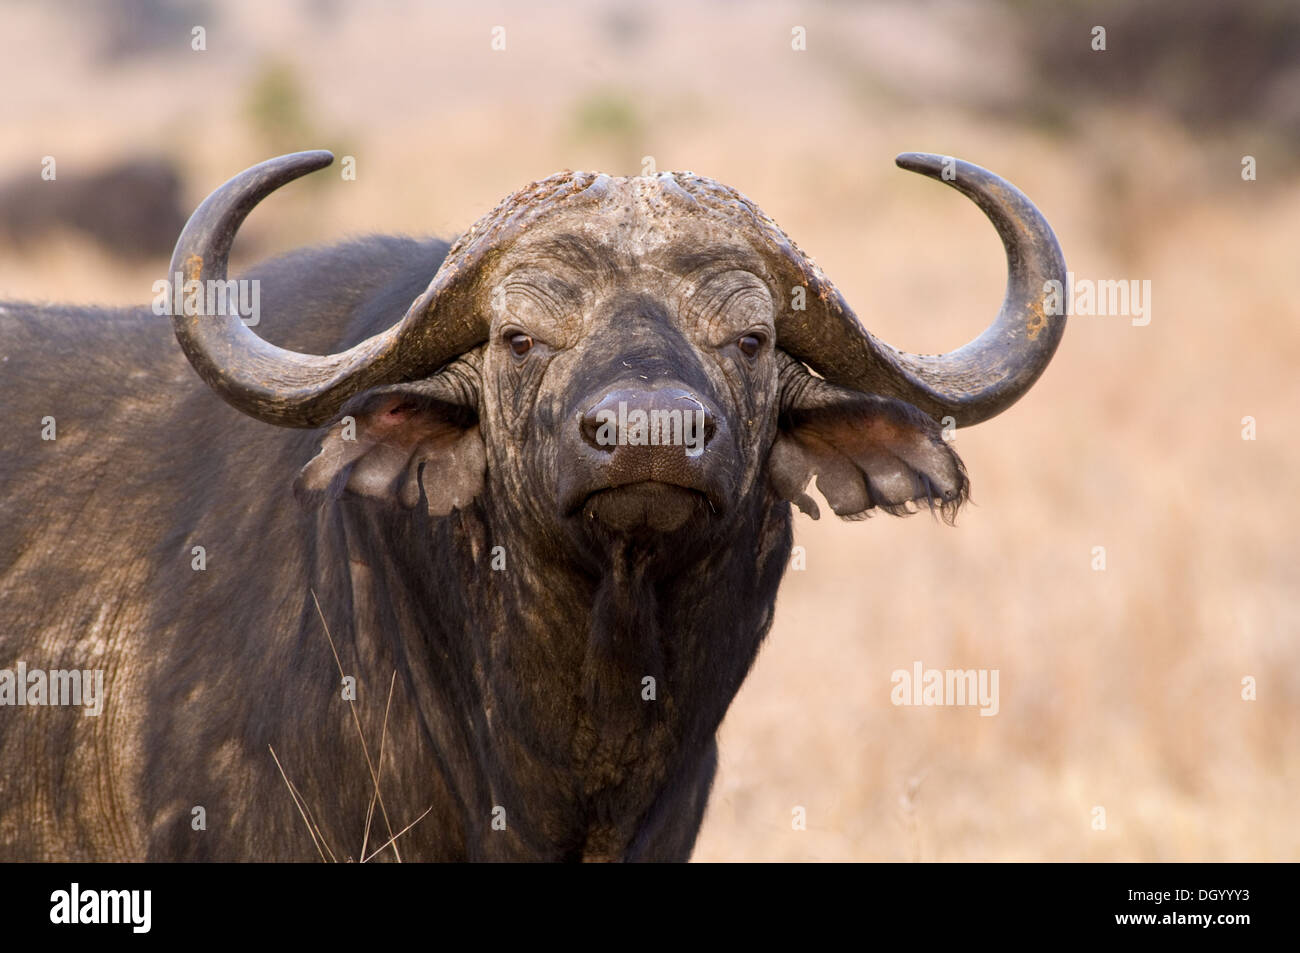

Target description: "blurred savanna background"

left=1, top=0, right=1296, bottom=860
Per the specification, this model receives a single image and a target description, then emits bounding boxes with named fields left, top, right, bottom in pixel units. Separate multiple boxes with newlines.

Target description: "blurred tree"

left=244, top=60, right=316, bottom=158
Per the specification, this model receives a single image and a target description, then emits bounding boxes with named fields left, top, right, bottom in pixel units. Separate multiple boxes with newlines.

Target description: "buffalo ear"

left=295, top=380, right=485, bottom=516
left=769, top=375, right=968, bottom=522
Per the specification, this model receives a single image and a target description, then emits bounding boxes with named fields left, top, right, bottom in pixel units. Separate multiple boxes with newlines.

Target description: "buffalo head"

left=168, top=152, right=1064, bottom=556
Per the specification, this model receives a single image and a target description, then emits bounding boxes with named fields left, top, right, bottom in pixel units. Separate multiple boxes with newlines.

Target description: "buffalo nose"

left=581, top=387, right=716, bottom=454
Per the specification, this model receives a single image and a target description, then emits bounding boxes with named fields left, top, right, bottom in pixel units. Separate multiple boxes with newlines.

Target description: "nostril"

left=673, top=394, right=716, bottom=446
left=580, top=405, right=615, bottom=451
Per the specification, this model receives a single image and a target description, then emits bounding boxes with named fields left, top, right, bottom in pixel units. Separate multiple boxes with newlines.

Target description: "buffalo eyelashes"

left=506, top=331, right=534, bottom=357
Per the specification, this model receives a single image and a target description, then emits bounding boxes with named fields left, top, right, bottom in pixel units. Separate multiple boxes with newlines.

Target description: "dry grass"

left=2, top=0, right=1295, bottom=861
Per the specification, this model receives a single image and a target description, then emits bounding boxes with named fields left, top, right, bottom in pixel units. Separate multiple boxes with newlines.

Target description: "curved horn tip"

left=278, top=149, right=335, bottom=171
left=249, top=150, right=336, bottom=182
left=894, top=152, right=949, bottom=177
left=220, top=151, right=336, bottom=193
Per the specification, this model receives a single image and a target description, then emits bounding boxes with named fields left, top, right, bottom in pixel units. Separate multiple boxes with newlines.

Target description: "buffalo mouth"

left=576, top=481, right=718, bottom=534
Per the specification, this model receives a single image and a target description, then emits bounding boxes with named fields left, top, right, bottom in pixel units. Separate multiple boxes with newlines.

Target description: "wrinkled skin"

left=487, top=230, right=779, bottom=539
left=0, top=198, right=969, bottom=862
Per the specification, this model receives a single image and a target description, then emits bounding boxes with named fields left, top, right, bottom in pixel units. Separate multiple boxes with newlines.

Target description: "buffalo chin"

left=581, top=482, right=711, bottom=534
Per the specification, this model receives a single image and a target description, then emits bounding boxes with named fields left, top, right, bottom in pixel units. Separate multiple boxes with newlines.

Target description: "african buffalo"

left=0, top=151, right=1064, bottom=861
left=0, top=156, right=186, bottom=261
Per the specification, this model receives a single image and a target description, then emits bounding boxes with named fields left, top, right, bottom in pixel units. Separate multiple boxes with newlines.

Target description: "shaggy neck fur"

left=313, top=480, right=793, bottom=861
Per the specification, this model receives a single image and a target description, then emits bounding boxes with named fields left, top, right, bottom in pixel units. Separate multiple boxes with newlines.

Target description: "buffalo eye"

left=737, top=333, right=764, bottom=359
left=507, top=332, right=534, bottom=357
